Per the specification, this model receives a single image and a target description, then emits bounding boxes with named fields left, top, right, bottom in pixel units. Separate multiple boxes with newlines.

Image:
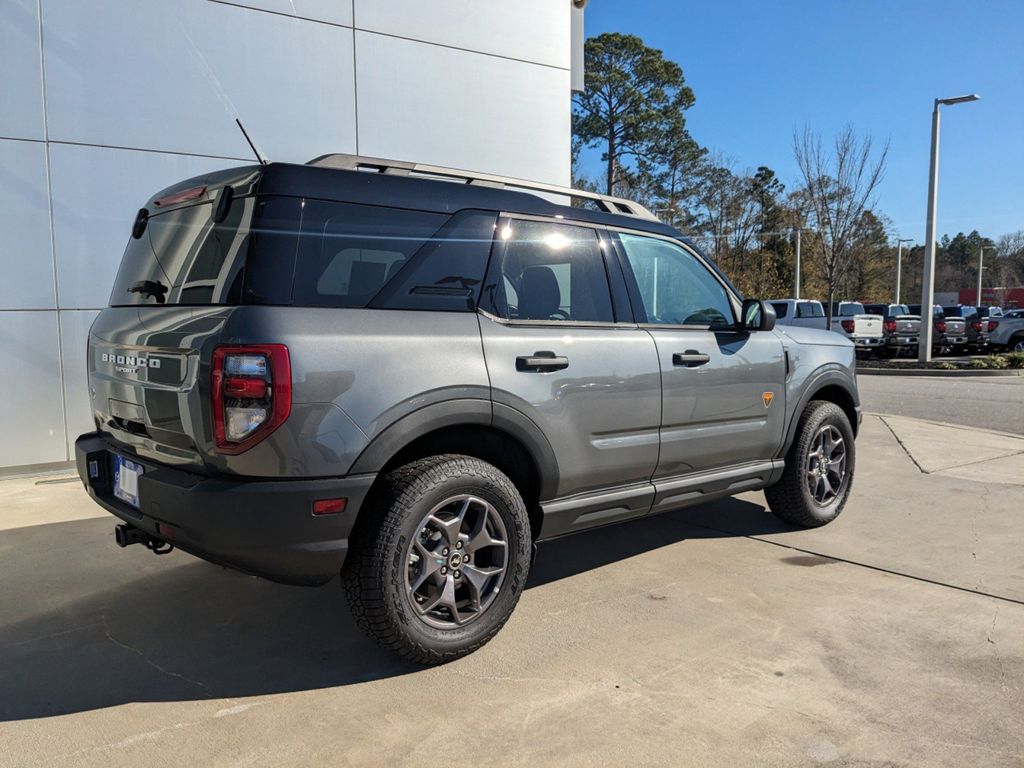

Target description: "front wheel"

left=341, top=455, right=532, bottom=664
left=765, top=401, right=855, bottom=527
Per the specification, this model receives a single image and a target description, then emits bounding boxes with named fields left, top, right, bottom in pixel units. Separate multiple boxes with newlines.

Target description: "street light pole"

left=895, top=238, right=913, bottom=304
left=977, top=245, right=994, bottom=306
left=793, top=228, right=802, bottom=299
left=919, top=94, right=980, bottom=364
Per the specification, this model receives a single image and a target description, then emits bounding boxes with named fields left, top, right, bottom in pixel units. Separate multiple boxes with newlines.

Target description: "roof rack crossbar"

left=305, top=153, right=659, bottom=221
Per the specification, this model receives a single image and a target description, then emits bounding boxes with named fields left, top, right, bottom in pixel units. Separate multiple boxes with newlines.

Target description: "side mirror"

left=741, top=299, right=776, bottom=332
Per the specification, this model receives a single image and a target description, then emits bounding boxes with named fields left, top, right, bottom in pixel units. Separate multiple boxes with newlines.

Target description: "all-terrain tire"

left=341, top=454, right=532, bottom=664
left=764, top=400, right=855, bottom=528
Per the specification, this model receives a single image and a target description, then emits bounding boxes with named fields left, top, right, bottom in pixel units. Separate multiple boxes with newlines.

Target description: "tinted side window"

left=482, top=220, right=614, bottom=323
left=797, top=302, right=824, bottom=318
left=771, top=302, right=789, bottom=319
left=291, top=201, right=447, bottom=308
left=618, top=233, right=734, bottom=328
left=373, top=211, right=497, bottom=311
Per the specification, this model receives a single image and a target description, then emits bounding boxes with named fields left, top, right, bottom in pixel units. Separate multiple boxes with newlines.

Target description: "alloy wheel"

left=805, top=424, right=847, bottom=506
left=405, top=495, right=509, bottom=629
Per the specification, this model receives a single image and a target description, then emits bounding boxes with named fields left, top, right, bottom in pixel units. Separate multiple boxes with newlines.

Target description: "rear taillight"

left=211, top=344, right=291, bottom=454
left=883, top=319, right=897, bottom=333
left=971, top=320, right=983, bottom=332
left=841, top=319, right=855, bottom=333
left=988, top=320, right=999, bottom=332
left=935, top=321, right=947, bottom=334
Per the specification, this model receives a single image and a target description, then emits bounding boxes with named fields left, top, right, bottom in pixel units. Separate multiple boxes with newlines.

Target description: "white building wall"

left=0, top=0, right=574, bottom=472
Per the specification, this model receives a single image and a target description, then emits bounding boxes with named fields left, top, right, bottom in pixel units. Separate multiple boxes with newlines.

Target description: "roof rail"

left=306, top=153, right=660, bottom=222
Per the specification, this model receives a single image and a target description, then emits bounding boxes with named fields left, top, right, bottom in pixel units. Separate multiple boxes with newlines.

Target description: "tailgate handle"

left=673, top=351, right=710, bottom=367
left=516, top=352, right=569, bottom=371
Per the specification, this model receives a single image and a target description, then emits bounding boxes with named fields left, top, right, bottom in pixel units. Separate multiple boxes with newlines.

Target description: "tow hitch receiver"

left=114, top=523, right=174, bottom=555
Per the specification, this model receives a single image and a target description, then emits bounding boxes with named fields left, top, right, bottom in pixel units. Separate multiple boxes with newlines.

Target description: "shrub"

left=936, top=361, right=958, bottom=370
left=1003, top=352, right=1024, bottom=369
left=986, top=355, right=1010, bottom=369
left=969, top=358, right=991, bottom=369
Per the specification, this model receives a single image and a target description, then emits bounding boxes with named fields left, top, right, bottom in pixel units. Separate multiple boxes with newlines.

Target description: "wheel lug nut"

left=442, top=548, right=449, bottom=556
left=456, top=541, right=463, bottom=549
left=441, top=566, right=447, bottom=574
left=454, top=570, right=461, bottom=579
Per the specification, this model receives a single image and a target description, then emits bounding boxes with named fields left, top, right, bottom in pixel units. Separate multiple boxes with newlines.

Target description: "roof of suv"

left=256, top=161, right=683, bottom=239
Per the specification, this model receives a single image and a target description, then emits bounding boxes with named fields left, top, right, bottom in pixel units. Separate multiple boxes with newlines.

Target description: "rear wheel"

left=1010, top=335, right=1024, bottom=353
left=341, top=454, right=532, bottom=664
left=765, top=401, right=855, bottom=528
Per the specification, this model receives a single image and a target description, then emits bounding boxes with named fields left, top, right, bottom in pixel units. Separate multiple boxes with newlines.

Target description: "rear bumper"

left=851, top=337, right=883, bottom=347
left=886, top=335, right=919, bottom=346
left=75, top=432, right=375, bottom=585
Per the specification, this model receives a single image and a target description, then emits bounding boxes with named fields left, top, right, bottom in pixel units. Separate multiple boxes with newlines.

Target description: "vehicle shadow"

left=0, top=496, right=788, bottom=721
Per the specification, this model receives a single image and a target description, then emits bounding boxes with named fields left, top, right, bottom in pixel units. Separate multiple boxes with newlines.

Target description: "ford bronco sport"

left=76, top=155, right=861, bottom=663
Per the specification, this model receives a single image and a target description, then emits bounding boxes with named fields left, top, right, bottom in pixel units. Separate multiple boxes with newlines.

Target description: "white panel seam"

left=207, top=0, right=352, bottom=29
left=0, top=136, right=251, bottom=163
left=352, top=0, right=359, bottom=154
left=354, top=28, right=571, bottom=72
left=39, top=0, right=70, bottom=460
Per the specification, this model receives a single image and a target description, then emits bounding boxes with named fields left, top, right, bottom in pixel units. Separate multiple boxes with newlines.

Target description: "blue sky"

left=580, top=0, right=1024, bottom=242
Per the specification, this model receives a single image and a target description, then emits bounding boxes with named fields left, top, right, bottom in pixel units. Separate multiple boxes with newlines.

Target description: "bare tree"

left=793, top=125, right=889, bottom=326
left=690, top=154, right=759, bottom=268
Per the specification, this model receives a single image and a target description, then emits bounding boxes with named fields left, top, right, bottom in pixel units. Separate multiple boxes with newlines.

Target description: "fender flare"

left=348, top=399, right=560, bottom=500
left=781, top=367, right=861, bottom=456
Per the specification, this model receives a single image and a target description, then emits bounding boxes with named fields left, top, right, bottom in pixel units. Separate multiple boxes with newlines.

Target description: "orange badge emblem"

left=762, top=391, right=774, bottom=408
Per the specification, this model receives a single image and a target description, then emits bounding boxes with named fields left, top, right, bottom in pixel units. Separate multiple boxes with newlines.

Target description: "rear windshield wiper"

left=129, top=280, right=168, bottom=304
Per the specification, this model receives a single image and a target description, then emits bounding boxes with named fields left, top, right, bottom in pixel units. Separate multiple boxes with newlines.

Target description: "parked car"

left=769, top=299, right=828, bottom=329
left=942, top=305, right=990, bottom=352
left=989, top=310, right=1024, bottom=352
left=828, top=301, right=884, bottom=355
left=908, top=304, right=967, bottom=355
left=863, top=303, right=920, bottom=357
left=73, top=154, right=862, bottom=664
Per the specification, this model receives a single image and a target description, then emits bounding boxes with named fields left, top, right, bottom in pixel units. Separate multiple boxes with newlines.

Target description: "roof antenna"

left=235, top=118, right=266, bottom=165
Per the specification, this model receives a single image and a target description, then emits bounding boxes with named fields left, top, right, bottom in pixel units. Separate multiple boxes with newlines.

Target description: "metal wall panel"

left=0, top=0, right=45, bottom=140
left=42, top=0, right=357, bottom=162
left=210, top=0, right=353, bottom=27
left=355, top=32, right=571, bottom=185
left=58, top=309, right=101, bottom=457
left=355, top=0, right=570, bottom=70
left=49, top=143, right=241, bottom=310
left=0, top=311, right=67, bottom=466
left=0, top=139, right=55, bottom=310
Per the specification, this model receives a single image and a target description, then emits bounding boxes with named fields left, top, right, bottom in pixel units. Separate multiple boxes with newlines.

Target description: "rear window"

left=839, top=302, right=865, bottom=316
left=110, top=198, right=254, bottom=306
left=797, top=302, right=824, bottom=318
left=110, top=196, right=496, bottom=311
left=770, top=302, right=789, bottom=319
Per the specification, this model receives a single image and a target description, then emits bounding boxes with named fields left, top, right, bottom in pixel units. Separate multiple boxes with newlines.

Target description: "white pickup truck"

left=829, top=301, right=884, bottom=354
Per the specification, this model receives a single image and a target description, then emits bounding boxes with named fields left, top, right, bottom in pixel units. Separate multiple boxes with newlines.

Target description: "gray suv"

left=76, top=155, right=861, bottom=663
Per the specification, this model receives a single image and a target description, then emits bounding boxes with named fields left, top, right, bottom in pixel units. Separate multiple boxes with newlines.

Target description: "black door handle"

left=516, top=352, right=569, bottom=371
left=672, top=350, right=710, bottom=367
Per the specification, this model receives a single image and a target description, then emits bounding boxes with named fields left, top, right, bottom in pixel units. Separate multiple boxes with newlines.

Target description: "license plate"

left=113, top=455, right=143, bottom=509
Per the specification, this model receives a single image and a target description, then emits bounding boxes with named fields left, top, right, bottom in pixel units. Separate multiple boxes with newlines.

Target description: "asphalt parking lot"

left=2, top=406, right=1023, bottom=767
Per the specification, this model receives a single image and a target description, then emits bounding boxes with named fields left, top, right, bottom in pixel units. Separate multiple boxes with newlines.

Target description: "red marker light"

left=313, top=498, right=347, bottom=516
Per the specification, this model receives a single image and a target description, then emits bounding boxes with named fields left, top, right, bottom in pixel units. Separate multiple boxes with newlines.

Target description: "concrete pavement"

left=1, top=415, right=1022, bottom=767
